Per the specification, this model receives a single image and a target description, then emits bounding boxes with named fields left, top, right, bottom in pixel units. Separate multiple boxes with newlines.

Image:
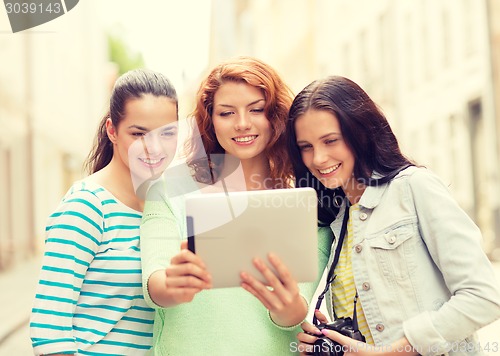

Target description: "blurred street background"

left=1, top=0, right=500, bottom=354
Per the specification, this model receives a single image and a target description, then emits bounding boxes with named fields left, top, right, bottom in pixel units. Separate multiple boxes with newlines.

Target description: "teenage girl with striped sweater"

left=30, top=69, right=178, bottom=355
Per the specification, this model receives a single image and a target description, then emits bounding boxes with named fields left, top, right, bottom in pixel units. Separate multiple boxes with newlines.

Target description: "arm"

left=240, top=253, right=308, bottom=327
left=240, top=226, right=334, bottom=328
left=30, top=189, right=103, bottom=356
left=298, top=170, right=500, bottom=356
left=140, top=180, right=211, bottom=309
left=402, top=169, right=500, bottom=353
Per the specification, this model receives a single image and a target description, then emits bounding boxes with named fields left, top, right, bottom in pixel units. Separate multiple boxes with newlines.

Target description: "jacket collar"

left=358, top=167, right=413, bottom=209
left=358, top=181, right=389, bottom=209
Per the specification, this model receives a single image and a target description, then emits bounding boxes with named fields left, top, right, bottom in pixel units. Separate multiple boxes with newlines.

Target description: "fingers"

left=243, top=254, right=298, bottom=298
left=241, top=254, right=308, bottom=326
left=297, top=331, right=320, bottom=344
left=148, top=269, right=205, bottom=307
left=301, top=320, right=322, bottom=335
left=166, top=262, right=211, bottom=283
left=320, top=328, right=361, bottom=350
left=164, top=270, right=211, bottom=289
left=240, top=254, right=299, bottom=307
left=165, top=244, right=212, bottom=299
left=165, top=287, right=204, bottom=304
left=297, top=322, right=321, bottom=356
left=313, top=309, right=329, bottom=324
left=240, top=269, right=282, bottom=310
left=267, top=252, right=295, bottom=287
left=240, top=281, right=273, bottom=310
left=170, top=248, right=206, bottom=269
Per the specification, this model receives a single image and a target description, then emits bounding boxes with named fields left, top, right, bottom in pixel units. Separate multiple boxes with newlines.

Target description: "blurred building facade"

left=0, top=3, right=110, bottom=270
left=209, top=0, right=500, bottom=255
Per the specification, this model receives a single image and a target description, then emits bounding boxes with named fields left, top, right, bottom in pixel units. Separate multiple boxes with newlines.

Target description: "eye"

left=219, top=111, right=234, bottom=117
left=250, top=108, right=264, bottom=113
left=161, top=130, right=177, bottom=137
left=298, top=144, right=312, bottom=152
left=132, top=132, right=146, bottom=137
left=325, top=138, right=338, bottom=145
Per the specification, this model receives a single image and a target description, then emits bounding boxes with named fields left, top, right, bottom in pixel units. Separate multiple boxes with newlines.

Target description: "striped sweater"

left=30, top=180, right=154, bottom=355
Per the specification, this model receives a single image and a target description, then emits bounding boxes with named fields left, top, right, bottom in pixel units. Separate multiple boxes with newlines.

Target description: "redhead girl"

left=140, top=57, right=328, bottom=355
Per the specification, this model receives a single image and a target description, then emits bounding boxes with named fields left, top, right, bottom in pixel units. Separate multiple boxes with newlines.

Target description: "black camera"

left=312, top=317, right=365, bottom=356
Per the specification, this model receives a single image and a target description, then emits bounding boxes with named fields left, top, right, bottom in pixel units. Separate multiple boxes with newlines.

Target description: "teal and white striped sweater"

left=30, top=180, right=154, bottom=355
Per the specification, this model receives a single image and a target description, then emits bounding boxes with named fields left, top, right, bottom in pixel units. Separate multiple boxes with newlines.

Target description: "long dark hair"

left=187, top=56, right=294, bottom=187
left=84, top=68, right=178, bottom=174
left=287, top=76, right=414, bottom=225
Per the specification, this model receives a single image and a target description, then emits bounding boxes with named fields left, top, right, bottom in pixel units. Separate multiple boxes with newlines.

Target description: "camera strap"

left=313, top=200, right=350, bottom=326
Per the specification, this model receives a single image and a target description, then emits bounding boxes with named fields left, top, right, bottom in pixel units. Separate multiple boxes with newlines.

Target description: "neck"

left=91, top=156, right=144, bottom=212
left=342, top=177, right=366, bottom=205
left=219, top=154, right=272, bottom=191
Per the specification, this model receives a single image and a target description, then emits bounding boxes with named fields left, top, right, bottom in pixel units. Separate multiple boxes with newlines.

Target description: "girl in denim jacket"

left=288, top=76, right=500, bottom=355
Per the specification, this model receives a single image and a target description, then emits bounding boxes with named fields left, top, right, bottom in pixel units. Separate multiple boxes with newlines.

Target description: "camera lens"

left=313, top=337, right=344, bottom=356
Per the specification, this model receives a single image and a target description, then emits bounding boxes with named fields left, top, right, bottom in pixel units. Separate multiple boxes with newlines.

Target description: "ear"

left=106, top=118, right=117, bottom=144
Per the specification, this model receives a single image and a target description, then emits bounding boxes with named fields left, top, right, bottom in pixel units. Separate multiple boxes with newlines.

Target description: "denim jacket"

left=324, top=166, right=500, bottom=355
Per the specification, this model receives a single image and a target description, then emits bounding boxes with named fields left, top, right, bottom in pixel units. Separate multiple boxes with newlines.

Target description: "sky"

left=0, top=0, right=211, bottom=93
left=95, top=0, right=212, bottom=93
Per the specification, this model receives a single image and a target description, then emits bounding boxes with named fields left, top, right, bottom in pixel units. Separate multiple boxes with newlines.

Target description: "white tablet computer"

left=186, top=188, right=318, bottom=288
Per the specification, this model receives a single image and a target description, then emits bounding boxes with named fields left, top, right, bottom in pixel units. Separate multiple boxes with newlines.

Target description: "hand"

left=296, top=309, right=328, bottom=355
left=148, top=241, right=212, bottom=307
left=318, top=329, right=418, bottom=356
left=240, top=253, right=307, bottom=327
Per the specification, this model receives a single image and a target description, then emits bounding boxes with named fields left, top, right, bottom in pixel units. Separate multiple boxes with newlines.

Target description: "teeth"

left=140, top=158, right=162, bottom=165
left=234, top=135, right=257, bottom=142
left=319, top=164, right=340, bottom=175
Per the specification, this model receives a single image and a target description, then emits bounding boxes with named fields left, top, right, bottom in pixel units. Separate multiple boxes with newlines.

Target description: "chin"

left=317, top=177, right=340, bottom=190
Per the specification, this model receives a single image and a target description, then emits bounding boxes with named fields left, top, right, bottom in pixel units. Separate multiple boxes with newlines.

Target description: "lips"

left=318, top=163, right=341, bottom=175
left=232, top=135, right=258, bottom=144
left=138, top=157, right=165, bottom=168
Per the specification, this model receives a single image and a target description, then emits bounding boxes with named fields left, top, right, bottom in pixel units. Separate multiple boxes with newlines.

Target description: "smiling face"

left=211, top=81, right=271, bottom=163
left=107, top=94, right=178, bottom=184
left=295, top=109, right=364, bottom=202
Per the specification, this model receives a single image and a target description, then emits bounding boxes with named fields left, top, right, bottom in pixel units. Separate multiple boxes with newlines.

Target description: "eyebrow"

left=128, top=125, right=148, bottom=131
left=216, top=98, right=265, bottom=108
left=296, top=132, right=341, bottom=144
left=128, top=125, right=177, bottom=132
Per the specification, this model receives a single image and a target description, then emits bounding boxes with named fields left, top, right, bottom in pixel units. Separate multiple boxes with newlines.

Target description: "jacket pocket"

left=366, top=222, right=420, bottom=280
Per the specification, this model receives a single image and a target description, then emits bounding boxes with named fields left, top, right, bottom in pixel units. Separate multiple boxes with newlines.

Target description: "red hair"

left=187, top=56, right=294, bottom=187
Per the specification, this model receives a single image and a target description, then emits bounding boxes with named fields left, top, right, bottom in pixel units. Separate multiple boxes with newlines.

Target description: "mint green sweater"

left=140, top=178, right=333, bottom=355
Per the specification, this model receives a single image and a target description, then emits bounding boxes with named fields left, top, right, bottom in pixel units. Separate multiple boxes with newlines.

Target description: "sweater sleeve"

left=299, top=226, right=334, bottom=303
left=30, top=188, right=103, bottom=356
left=140, top=179, right=183, bottom=309
left=402, top=169, right=500, bottom=355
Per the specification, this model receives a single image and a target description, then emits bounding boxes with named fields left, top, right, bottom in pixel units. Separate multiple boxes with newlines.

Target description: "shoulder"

left=394, top=166, right=449, bottom=191
left=58, top=180, right=107, bottom=215
left=145, top=177, right=170, bottom=201
left=46, top=181, right=108, bottom=237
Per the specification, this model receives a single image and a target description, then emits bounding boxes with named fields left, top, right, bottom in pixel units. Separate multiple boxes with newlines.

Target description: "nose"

left=234, top=113, right=252, bottom=131
left=142, top=133, right=162, bottom=156
left=312, top=146, right=328, bottom=166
